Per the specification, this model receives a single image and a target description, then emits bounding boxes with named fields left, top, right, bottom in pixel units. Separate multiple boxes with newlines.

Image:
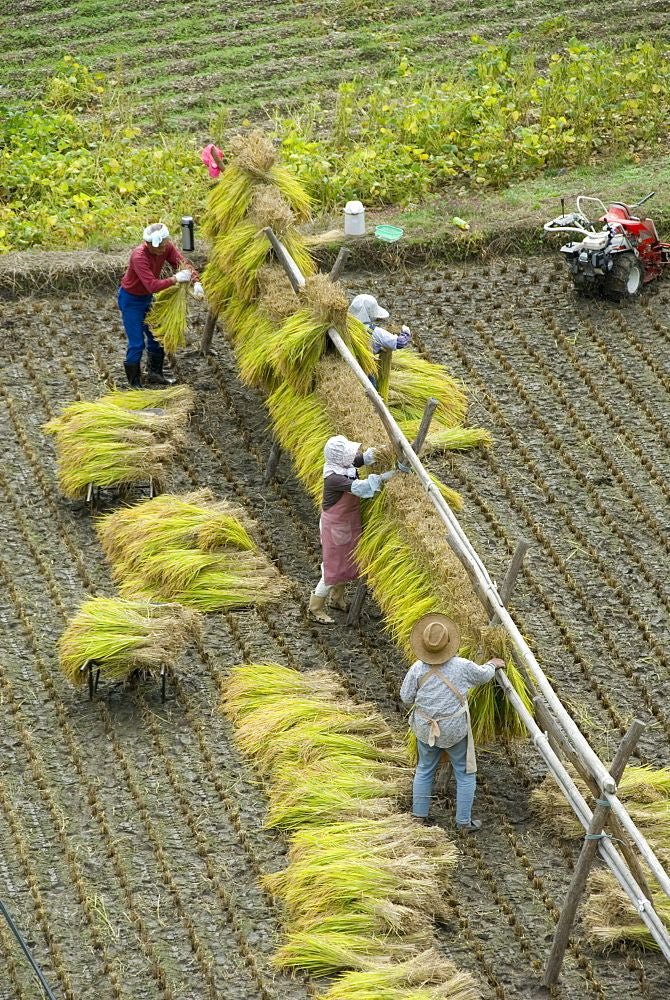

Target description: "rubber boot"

left=329, top=583, right=350, bottom=612
left=308, top=592, right=334, bottom=624
left=124, top=362, right=142, bottom=389
left=146, top=351, right=176, bottom=386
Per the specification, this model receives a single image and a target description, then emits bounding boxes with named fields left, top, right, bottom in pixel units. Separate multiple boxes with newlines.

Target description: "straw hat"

left=410, top=613, right=461, bottom=664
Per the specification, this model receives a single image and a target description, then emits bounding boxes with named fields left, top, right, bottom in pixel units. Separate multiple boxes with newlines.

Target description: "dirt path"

left=0, top=260, right=667, bottom=999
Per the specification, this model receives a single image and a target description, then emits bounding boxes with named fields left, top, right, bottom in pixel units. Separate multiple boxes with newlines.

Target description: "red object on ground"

left=320, top=492, right=362, bottom=585
left=601, top=203, right=669, bottom=283
left=121, top=242, right=200, bottom=296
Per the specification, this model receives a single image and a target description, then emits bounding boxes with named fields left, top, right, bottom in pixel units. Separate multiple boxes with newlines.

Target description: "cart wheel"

left=572, top=272, right=594, bottom=296
left=605, top=253, right=643, bottom=300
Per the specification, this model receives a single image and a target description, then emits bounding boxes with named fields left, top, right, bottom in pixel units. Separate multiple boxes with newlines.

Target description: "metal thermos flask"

left=181, top=216, right=195, bottom=252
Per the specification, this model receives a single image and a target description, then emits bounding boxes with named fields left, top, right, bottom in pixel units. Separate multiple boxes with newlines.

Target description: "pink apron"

left=320, top=491, right=362, bottom=585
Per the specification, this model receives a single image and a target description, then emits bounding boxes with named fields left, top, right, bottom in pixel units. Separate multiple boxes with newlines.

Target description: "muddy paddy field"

left=0, top=254, right=668, bottom=1000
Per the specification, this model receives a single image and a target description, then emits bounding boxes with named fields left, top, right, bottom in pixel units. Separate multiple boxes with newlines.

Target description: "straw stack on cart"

left=44, top=385, right=194, bottom=498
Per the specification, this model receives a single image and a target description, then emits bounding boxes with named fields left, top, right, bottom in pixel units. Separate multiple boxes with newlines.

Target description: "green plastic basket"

left=375, top=225, right=404, bottom=243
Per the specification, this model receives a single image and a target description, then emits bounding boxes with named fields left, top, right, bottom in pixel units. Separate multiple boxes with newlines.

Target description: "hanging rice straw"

left=59, top=597, right=201, bottom=684
left=388, top=349, right=468, bottom=428
left=203, top=130, right=311, bottom=241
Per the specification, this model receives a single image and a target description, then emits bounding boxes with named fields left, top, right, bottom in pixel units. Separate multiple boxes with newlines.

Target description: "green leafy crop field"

left=2, top=0, right=668, bottom=130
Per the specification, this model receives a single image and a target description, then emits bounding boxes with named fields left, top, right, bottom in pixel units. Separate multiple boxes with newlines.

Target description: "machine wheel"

left=604, top=253, right=643, bottom=301
left=571, top=271, right=594, bottom=296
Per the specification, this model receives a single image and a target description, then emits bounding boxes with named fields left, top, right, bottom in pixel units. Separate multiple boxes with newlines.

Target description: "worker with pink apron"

left=308, top=434, right=397, bottom=624
left=400, top=613, right=505, bottom=831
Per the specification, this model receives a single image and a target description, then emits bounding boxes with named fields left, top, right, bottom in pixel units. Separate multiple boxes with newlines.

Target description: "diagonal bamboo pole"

left=264, top=227, right=670, bottom=909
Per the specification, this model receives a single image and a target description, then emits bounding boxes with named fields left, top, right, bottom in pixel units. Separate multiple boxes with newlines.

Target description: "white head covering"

left=349, top=293, right=390, bottom=327
left=323, top=435, right=361, bottom=479
left=143, top=222, right=170, bottom=248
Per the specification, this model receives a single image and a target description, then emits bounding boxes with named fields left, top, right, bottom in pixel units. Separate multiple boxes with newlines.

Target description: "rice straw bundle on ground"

left=322, top=949, right=479, bottom=1000
left=531, top=765, right=670, bottom=846
left=202, top=130, right=311, bottom=241
left=44, top=395, right=190, bottom=498
left=146, top=272, right=195, bottom=352
left=265, top=817, right=456, bottom=932
left=98, top=490, right=287, bottom=611
left=100, top=385, right=195, bottom=416
left=222, top=661, right=475, bottom=992
left=584, top=869, right=670, bottom=950
left=59, top=597, right=201, bottom=684
left=273, top=276, right=375, bottom=395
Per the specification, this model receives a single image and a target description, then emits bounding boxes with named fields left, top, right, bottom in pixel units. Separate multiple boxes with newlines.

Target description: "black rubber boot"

left=124, top=362, right=142, bottom=389
left=146, top=351, right=175, bottom=386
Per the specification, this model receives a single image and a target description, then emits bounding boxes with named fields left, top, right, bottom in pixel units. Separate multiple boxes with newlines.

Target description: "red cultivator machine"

left=544, top=193, right=670, bottom=300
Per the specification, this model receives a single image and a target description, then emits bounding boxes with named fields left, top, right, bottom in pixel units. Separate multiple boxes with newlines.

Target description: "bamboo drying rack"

left=260, top=227, right=670, bottom=969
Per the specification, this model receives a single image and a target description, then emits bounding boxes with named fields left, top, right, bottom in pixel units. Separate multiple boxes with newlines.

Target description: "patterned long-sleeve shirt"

left=400, top=656, right=496, bottom=748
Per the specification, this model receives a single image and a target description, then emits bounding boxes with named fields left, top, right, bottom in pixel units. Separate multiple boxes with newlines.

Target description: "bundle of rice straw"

left=44, top=386, right=194, bottom=499
left=146, top=264, right=197, bottom=353
left=203, top=130, right=311, bottom=241
left=97, top=489, right=288, bottom=611
left=222, top=662, right=479, bottom=994
left=272, top=274, right=375, bottom=395
left=59, top=597, right=201, bottom=684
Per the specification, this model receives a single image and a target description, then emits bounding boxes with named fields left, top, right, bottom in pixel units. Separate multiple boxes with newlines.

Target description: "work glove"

left=192, top=281, right=205, bottom=299
left=175, top=269, right=192, bottom=283
left=362, top=447, right=377, bottom=465
left=380, top=470, right=396, bottom=483
left=366, top=473, right=383, bottom=494
left=396, top=324, right=411, bottom=348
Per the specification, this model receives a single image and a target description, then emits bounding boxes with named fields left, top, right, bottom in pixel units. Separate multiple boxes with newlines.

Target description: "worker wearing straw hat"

left=118, top=222, right=203, bottom=388
left=401, top=613, right=505, bottom=831
left=309, top=434, right=399, bottom=624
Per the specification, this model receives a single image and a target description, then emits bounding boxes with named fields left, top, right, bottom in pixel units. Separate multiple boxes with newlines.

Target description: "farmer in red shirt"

left=118, top=222, right=203, bottom=387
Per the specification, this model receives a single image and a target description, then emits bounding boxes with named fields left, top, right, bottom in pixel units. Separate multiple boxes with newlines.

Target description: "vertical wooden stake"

left=376, top=347, right=393, bottom=402
left=411, top=397, right=439, bottom=453
left=329, top=247, right=350, bottom=283
left=533, top=696, right=653, bottom=902
left=200, top=309, right=218, bottom=356
left=346, top=579, right=368, bottom=628
left=498, top=538, right=531, bottom=610
left=544, top=718, right=646, bottom=985
left=264, top=440, right=282, bottom=484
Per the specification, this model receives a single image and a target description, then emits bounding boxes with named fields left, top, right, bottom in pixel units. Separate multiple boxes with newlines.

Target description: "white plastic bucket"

left=344, top=200, right=366, bottom=236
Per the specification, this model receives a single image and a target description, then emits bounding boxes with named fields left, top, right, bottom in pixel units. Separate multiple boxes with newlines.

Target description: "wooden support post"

left=498, top=538, right=531, bottom=610
left=533, top=697, right=653, bottom=902
left=329, top=247, right=350, bottom=283
left=545, top=719, right=646, bottom=985
left=264, top=440, right=282, bottom=484
left=411, top=397, right=439, bottom=454
left=376, top=347, right=393, bottom=402
left=200, top=309, right=218, bottom=356
left=346, top=579, right=368, bottom=628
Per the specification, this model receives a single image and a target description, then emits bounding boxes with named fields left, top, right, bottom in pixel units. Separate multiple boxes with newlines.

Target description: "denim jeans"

left=117, top=286, right=164, bottom=364
left=412, top=735, right=475, bottom=825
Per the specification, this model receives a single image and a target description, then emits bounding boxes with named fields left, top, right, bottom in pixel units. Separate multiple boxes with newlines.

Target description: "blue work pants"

left=117, top=287, right=164, bottom=365
left=412, top=736, right=475, bottom=825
